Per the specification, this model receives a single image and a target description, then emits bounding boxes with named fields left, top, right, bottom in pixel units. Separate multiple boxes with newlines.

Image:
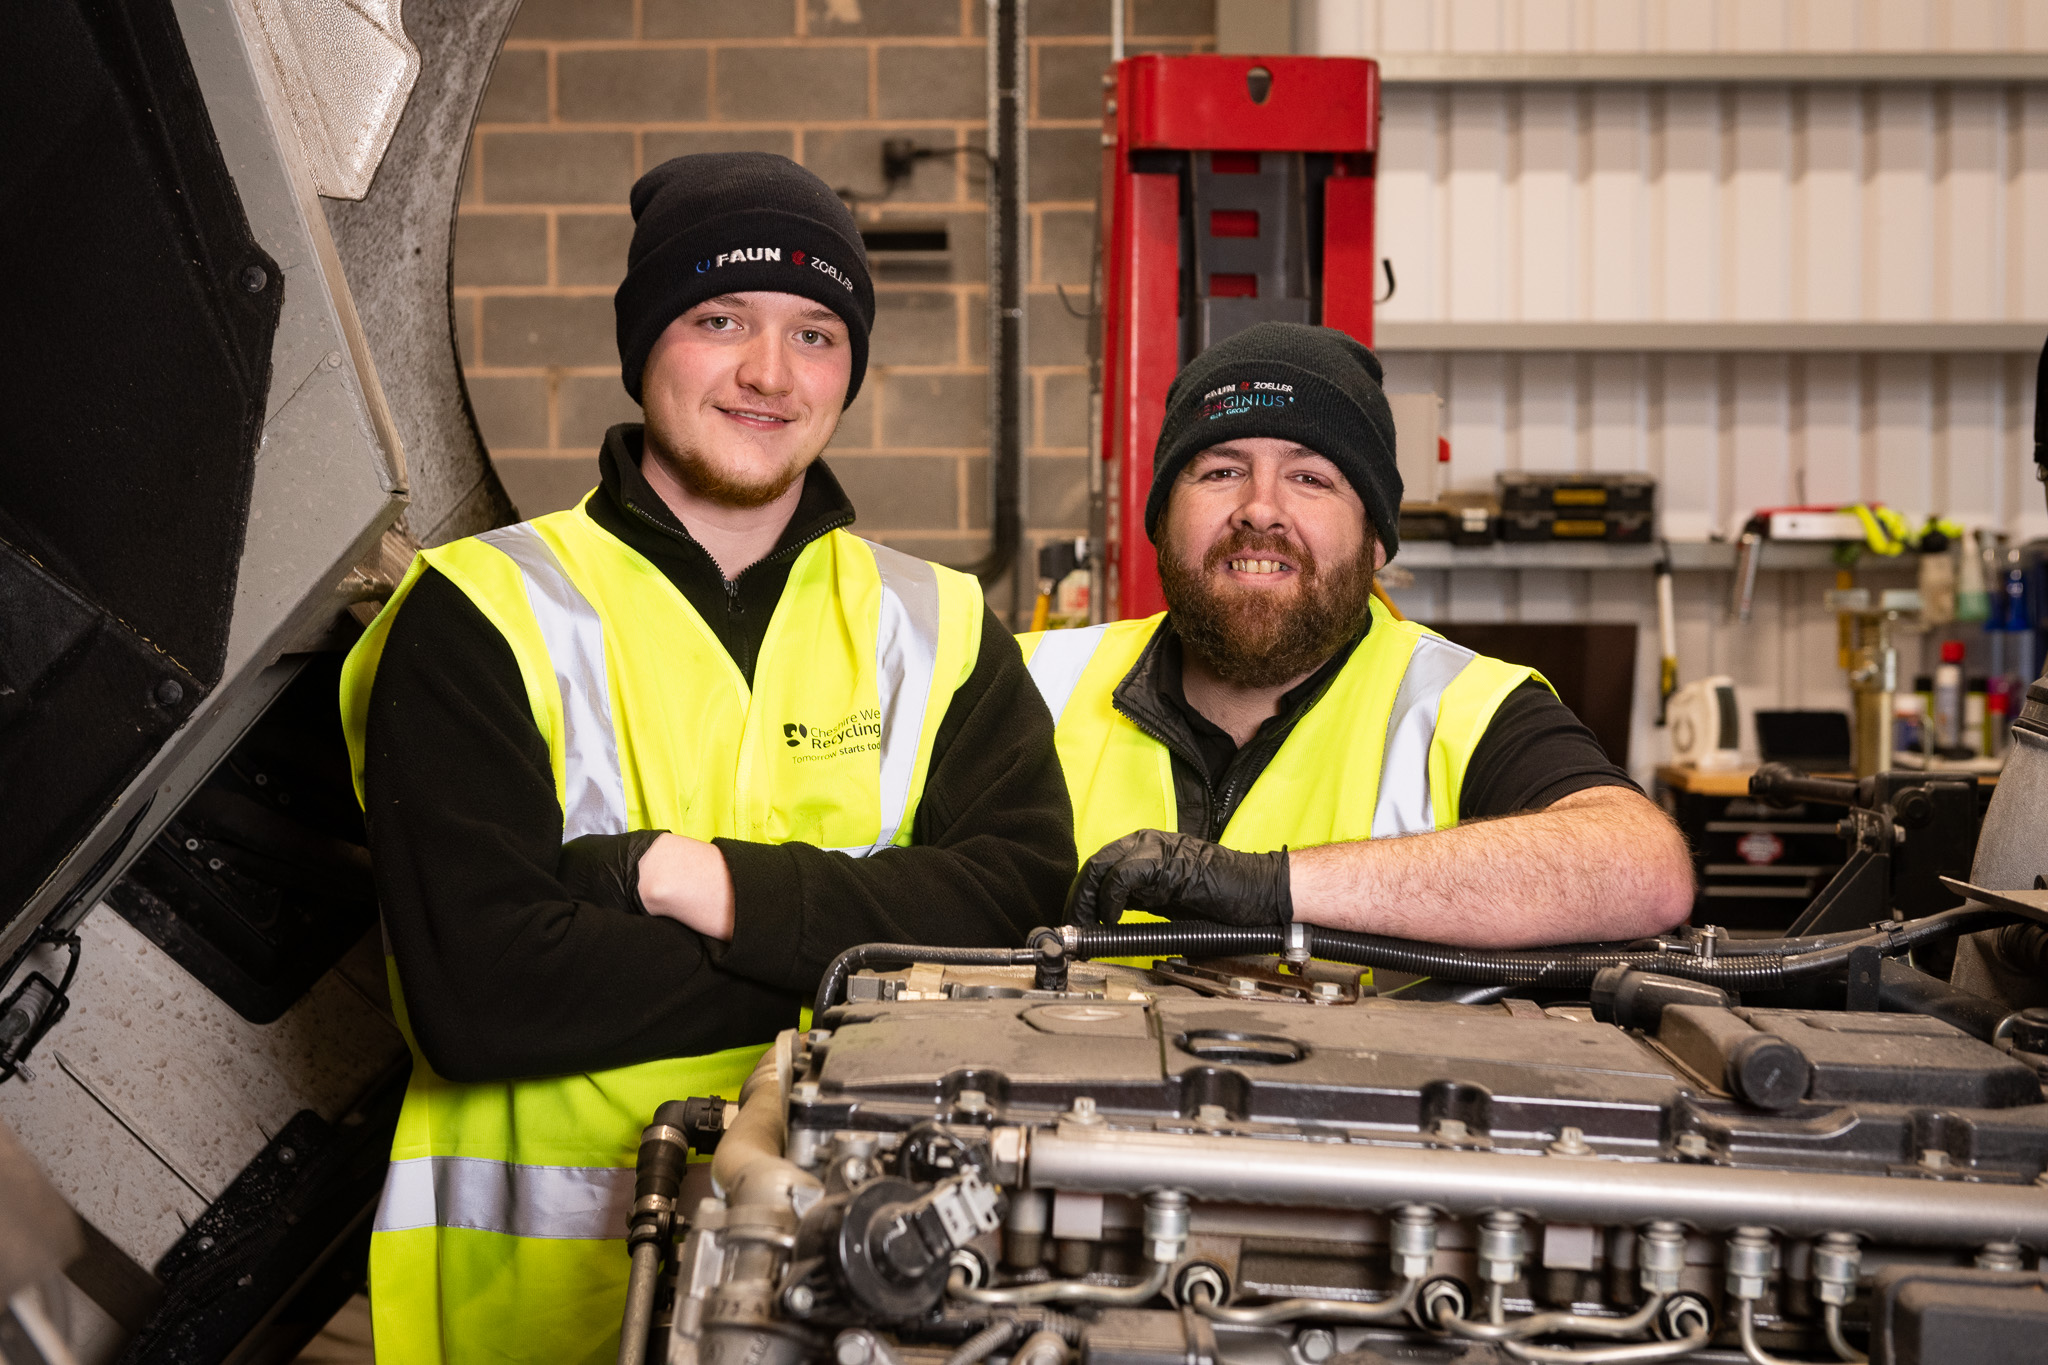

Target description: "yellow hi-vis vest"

left=1018, top=597, right=1540, bottom=866
left=339, top=496, right=982, bottom=1364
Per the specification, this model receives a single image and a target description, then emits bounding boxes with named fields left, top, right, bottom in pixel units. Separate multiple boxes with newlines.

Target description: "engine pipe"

left=1018, top=1126, right=2048, bottom=1246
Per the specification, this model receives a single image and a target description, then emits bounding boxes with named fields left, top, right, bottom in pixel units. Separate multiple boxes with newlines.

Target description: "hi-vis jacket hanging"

left=1019, top=597, right=1540, bottom=868
left=340, top=496, right=982, bottom=1364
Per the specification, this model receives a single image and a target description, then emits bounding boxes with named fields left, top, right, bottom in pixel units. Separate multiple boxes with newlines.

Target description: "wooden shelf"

left=1373, top=321, right=2048, bottom=354
left=1376, top=53, right=2048, bottom=85
left=1391, top=540, right=1856, bottom=572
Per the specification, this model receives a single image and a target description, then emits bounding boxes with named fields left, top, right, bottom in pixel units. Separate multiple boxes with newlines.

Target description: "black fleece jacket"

left=358, top=427, right=1075, bottom=1082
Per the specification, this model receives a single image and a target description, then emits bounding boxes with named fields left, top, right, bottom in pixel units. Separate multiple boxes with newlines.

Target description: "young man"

left=1022, top=322, right=1692, bottom=945
left=341, top=154, right=1073, bottom=1362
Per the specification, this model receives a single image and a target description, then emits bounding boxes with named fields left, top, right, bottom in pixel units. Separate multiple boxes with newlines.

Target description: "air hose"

left=1066, top=904, right=2022, bottom=991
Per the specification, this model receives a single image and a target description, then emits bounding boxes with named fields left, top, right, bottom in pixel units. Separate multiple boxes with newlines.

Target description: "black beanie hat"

left=1145, top=322, right=1403, bottom=556
left=614, top=153, right=876, bottom=407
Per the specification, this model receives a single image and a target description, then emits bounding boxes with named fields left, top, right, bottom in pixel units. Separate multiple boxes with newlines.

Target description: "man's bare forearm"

left=1288, top=787, right=1695, bottom=947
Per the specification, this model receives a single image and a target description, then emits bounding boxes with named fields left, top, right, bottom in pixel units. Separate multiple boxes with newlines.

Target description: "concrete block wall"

left=453, top=0, right=1216, bottom=611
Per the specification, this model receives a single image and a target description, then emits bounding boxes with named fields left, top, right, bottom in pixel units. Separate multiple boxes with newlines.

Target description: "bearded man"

left=1020, top=322, right=1693, bottom=945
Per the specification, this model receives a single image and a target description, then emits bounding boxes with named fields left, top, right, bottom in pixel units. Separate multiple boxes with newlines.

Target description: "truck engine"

left=620, top=893, right=2048, bottom=1365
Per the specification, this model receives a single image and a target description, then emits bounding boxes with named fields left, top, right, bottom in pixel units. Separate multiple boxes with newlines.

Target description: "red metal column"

left=1097, top=54, right=1380, bottom=623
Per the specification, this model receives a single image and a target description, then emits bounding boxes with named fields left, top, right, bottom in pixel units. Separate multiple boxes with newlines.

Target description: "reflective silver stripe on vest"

left=1370, top=634, right=1481, bottom=838
left=1025, top=624, right=1111, bottom=726
left=842, top=540, right=944, bottom=855
left=477, top=523, right=628, bottom=842
left=373, top=1155, right=634, bottom=1240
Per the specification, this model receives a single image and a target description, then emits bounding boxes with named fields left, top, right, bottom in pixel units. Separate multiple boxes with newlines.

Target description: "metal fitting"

left=1066, top=1096, right=1102, bottom=1125
left=1144, top=1189, right=1191, bottom=1264
left=1977, top=1241, right=2026, bottom=1272
left=1283, top=922, right=1312, bottom=968
left=1812, top=1232, right=1861, bottom=1305
left=1724, top=1227, right=1775, bottom=1302
left=1390, top=1205, right=1439, bottom=1281
left=1638, top=1221, right=1688, bottom=1296
left=1547, top=1126, right=1594, bottom=1158
left=1477, top=1211, right=1529, bottom=1285
left=1295, top=1328, right=1335, bottom=1362
left=1174, top=1262, right=1227, bottom=1307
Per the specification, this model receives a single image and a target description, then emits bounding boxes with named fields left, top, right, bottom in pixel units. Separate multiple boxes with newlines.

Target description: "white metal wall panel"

left=1312, top=2, right=2048, bottom=779
left=1370, top=84, right=2045, bottom=326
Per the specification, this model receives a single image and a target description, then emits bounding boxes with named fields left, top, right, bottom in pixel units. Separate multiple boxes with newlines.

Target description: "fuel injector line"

left=1185, top=1276, right=1419, bottom=1326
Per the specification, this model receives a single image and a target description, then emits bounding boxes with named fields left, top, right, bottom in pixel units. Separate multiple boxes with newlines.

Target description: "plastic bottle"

left=1918, top=526, right=1956, bottom=625
left=1931, top=640, right=1965, bottom=753
left=1956, top=533, right=1990, bottom=622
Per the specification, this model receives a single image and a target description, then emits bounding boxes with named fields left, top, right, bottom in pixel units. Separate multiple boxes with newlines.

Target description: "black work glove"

left=556, top=830, right=664, bottom=915
left=1065, top=829, right=1292, bottom=929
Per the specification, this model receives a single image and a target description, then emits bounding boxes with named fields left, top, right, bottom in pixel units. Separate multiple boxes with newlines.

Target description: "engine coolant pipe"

left=692, top=1036, right=823, bottom=1365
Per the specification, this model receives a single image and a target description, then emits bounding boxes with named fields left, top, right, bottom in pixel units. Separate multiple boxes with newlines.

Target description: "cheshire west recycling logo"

left=781, top=710, right=882, bottom=762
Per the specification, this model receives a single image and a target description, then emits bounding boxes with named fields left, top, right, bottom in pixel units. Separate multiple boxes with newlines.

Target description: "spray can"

left=1932, top=640, right=1966, bottom=753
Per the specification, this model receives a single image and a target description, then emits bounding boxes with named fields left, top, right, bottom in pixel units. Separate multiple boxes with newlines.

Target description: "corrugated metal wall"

left=1299, top=1, right=2048, bottom=781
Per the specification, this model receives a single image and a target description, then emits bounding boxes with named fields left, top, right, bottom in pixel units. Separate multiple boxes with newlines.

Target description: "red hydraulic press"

left=1094, top=54, right=1380, bottom=621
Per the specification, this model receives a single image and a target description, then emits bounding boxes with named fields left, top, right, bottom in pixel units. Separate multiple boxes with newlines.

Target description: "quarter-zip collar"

left=1110, top=616, right=1366, bottom=840
left=583, top=423, right=856, bottom=685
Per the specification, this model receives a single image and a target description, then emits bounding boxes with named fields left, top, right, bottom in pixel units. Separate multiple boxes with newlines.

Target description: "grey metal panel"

left=1377, top=53, right=2048, bottom=84
left=6, top=0, right=410, bottom=952
left=0, top=909, right=405, bottom=1268
left=1376, top=321, right=2048, bottom=352
left=323, top=0, right=521, bottom=550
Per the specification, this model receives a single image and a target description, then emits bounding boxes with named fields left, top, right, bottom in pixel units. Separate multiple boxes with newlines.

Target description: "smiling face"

left=1157, top=437, right=1383, bottom=687
left=639, top=291, right=852, bottom=508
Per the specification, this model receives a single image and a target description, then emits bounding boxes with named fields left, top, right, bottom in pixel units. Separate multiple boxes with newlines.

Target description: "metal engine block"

left=645, top=951, right=2048, bottom=1365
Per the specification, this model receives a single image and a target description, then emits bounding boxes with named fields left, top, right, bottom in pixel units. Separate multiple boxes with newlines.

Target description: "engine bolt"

left=1674, top=1133, right=1711, bottom=1159
left=1724, top=1227, right=1775, bottom=1302
left=1977, top=1241, right=2025, bottom=1272
left=836, top=1333, right=875, bottom=1365
left=1310, top=981, right=1343, bottom=1004
left=1547, top=1126, right=1593, bottom=1157
left=1067, top=1096, right=1102, bottom=1125
left=956, top=1089, right=990, bottom=1115
left=1296, top=1328, right=1335, bottom=1362
left=1390, top=1204, right=1438, bottom=1280
left=1195, top=1104, right=1228, bottom=1126
left=784, top=1284, right=816, bottom=1314
left=1229, top=977, right=1261, bottom=996
left=1812, top=1232, right=1861, bottom=1305
left=1477, top=1211, right=1528, bottom=1285
left=1638, top=1221, right=1687, bottom=1296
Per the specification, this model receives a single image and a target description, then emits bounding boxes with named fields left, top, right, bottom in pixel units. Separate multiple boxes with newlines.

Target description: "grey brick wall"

left=452, top=0, right=1214, bottom=615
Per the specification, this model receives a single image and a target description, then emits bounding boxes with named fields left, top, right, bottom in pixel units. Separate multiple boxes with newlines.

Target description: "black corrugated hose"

left=1066, top=904, right=2022, bottom=990
left=811, top=906, right=2022, bottom=1011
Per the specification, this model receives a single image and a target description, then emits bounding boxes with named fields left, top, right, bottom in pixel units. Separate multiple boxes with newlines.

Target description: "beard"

left=642, top=409, right=813, bottom=509
left=1158, top=524, right=1377, bottom=689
